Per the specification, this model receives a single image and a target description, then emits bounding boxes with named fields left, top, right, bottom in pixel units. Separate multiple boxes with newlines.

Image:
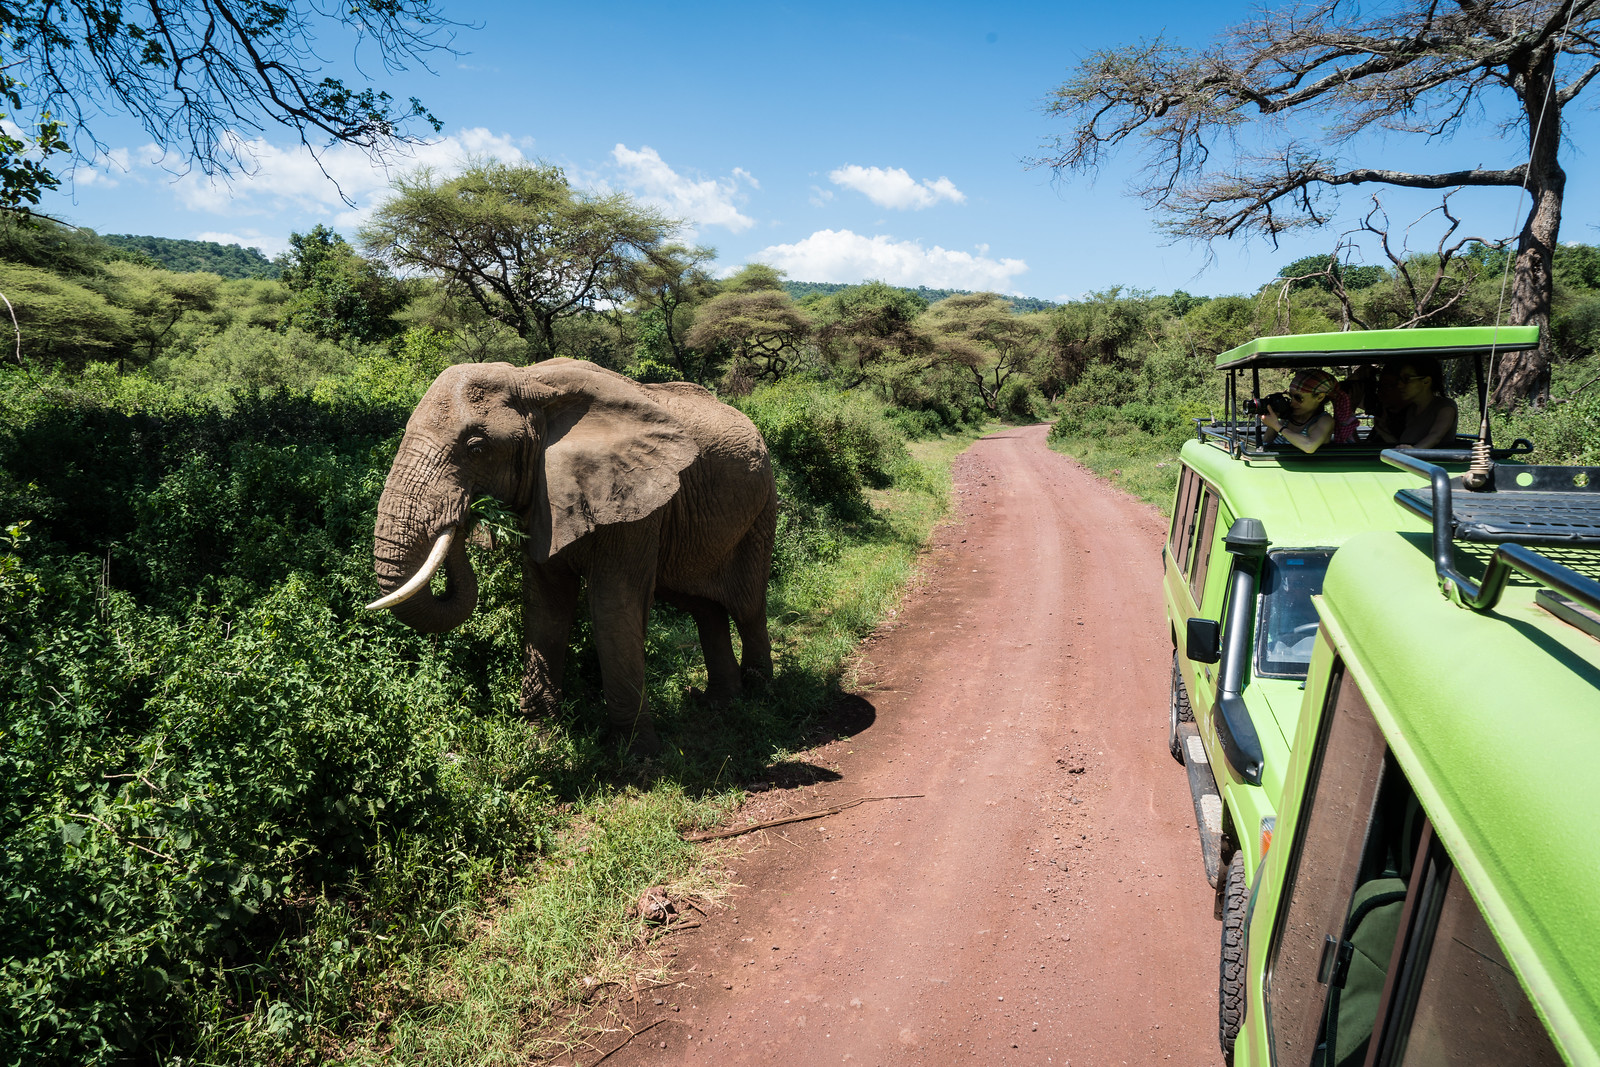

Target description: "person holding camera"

left=1259, top=368, right=1344, bottom=453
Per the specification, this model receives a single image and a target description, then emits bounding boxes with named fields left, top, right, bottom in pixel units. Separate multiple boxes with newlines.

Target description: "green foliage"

left=783, top=279, right=1058, bottom=314
left=998, top=378, right=1040, bottom=420
left=736, top=380, right=910, bottom=512
left=0, top=215, right=112, bottom=275
left=0, top=372, right=561, bottom=1063
left=1556, top=243, right=1600, bottom=291
left=146, top=323, right=361, bottom=405
left=100, top=260, right=222, bottom=364
left=100, top=235, right=281, bottom=280
left=1176, top=294, right=1258, bottom=356
left=1276, top=253, right=1388, bottom=292
left=0, top=67, right=67, bottom=210
left=277, top=225, right=405, bottom=345
left=0, top=260, right=132, bottom=367
left=0, top=347, right=967, bottom=1064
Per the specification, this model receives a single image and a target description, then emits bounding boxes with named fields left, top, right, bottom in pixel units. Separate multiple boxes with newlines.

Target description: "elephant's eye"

left=465, top=436, right=486, bottom=454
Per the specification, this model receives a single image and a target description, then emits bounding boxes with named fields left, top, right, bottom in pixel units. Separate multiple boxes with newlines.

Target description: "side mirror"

left=1187, top=617, right=1222, bottom=664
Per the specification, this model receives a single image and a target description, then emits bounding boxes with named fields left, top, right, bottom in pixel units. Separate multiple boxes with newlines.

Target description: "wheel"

left=1169, top=649, right=1194, bottom=764
left=1219, top=851, right=1248, bottom=1063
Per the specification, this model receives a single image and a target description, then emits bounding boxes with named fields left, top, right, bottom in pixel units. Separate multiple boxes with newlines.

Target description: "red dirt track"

left=601, top=424, right=1221, bottom=1066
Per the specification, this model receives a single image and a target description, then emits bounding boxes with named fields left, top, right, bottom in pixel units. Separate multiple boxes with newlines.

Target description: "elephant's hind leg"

left=662, top=590, right=741, bottom=703
left=730, top=496, right=776, bottom=683
left=734, top=609, right=773, bottom=684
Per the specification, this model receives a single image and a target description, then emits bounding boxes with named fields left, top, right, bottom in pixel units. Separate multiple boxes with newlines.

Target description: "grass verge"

left=1046, top=424, right=1183, bottom=516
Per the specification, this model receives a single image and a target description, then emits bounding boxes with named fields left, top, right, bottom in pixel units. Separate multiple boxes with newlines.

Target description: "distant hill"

left=783, top=280, right=1057, bottom=314
left=100, top=234, right=280, bottom=280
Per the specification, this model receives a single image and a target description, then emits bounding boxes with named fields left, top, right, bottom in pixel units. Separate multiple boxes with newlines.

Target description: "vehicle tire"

left=1169, top=649, right=1194, bottom=764
left=1219, top=851, right=1248, bottom=1063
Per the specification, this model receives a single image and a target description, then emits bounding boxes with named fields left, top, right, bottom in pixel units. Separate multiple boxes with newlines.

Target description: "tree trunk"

left=1494, top=50, right=1565, bottom=409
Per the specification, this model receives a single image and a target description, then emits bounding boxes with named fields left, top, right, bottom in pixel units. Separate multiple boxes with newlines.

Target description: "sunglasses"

left=1396, top=374, right=1425, bottom=385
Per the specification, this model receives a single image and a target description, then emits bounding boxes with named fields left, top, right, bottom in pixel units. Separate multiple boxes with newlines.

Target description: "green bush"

left=0, top=371, right=565, bottom=1064
left=735, top=379, right=911, bottom=511
left=998, top=378, right=1040, bottom=421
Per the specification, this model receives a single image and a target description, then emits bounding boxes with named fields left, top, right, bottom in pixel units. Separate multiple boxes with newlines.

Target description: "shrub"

left=735, top=379, right=910, bottom=512
left=998, top=378, right=1040, bottom=421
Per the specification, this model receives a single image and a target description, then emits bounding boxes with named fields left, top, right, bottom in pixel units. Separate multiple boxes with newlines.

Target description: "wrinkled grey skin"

left=372, top=358, right=776, bottom=754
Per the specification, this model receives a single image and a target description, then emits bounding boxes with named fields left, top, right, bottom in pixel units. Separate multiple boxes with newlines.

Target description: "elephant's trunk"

left=371, top=445, right=479, bottom=634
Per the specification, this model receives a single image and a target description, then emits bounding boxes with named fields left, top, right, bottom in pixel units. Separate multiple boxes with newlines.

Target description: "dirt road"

left=602, top=424, right=1220, bottom=1066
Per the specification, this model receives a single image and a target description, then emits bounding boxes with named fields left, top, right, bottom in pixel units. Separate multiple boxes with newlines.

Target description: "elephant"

left=367, top=358, right=776, bottom=755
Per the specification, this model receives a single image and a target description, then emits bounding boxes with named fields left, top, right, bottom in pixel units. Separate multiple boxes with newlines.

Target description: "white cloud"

left=828, top=165, right=965, bottom=210
left=752, top=229, right=1025, bottom=290
left=109, top=126, right=532, bottom=228
left=610, top=144, right=756, bottom=232
left=808, top=185, right=834, bottom=207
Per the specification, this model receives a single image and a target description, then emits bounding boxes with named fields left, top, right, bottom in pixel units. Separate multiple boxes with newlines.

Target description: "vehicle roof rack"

left=1195, top=419, right=1534, bottom=463
left=1381, top=449, right=1600, bottom=615
left=1214, top=325, right=1539, bottom=370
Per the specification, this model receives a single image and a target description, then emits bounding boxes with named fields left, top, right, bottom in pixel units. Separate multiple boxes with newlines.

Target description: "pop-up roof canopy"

left=1214, top=325, right=1540, bottom=371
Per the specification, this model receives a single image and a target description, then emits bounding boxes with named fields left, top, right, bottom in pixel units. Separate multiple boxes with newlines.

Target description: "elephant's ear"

left=523, top=359, right=699, bottom=559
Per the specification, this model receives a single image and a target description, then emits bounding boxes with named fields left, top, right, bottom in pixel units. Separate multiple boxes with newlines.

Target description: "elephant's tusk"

left=366, top=528, right=455, bottom=611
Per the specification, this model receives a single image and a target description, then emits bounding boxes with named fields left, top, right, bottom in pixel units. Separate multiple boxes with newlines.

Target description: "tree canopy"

left=278, top=225, right=404, bottom=345
left=0, top=0, right=458, bottom=211
left=361, top=161, right=675, bottom=362
left=1038, top=0, right=1600, bottom=405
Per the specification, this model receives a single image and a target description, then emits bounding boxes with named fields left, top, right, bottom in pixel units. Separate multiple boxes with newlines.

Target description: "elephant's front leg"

left=586, top=522, right=663, bottom=755
left=522, top=560, right=581, bottom=720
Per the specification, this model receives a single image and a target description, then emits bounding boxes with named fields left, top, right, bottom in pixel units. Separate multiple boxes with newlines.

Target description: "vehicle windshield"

left=1255, top=550, right=1334, bottom=679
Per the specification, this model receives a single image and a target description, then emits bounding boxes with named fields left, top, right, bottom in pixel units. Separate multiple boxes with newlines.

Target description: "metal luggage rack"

left=1195, top=418, right=1535, bottom=462
left=1382, top=450, right=1600, bottom=624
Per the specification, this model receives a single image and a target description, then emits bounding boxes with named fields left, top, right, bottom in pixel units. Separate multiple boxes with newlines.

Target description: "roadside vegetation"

left=1046, top=247, right=1600, bottom=515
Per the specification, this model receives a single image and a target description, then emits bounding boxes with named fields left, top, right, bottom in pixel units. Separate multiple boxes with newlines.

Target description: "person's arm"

left=1405, top=397, right=1458, bottom=450
left=1266, top=411, right=1334, bottom=453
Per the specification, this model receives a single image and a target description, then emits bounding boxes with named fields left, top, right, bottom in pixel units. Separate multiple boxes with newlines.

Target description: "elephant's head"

left=368, top=358, right=700, bottom=633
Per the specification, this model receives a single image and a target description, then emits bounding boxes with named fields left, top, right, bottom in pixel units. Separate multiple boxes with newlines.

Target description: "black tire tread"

left=1169, top=649, right=1194, bottom=764
left=1219, top=851, right=1248, bottom=1062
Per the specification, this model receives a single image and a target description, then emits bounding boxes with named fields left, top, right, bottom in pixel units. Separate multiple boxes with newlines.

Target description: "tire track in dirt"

left=598, top=424, right=1220, bottom=1066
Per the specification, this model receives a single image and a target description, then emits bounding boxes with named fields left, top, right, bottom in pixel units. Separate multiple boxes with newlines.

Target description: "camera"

left=1243, top=392, right=1293, bottom=420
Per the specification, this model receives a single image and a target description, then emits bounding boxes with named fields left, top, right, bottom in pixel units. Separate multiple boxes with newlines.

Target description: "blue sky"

left=37, top=0, right=1600, bottom=302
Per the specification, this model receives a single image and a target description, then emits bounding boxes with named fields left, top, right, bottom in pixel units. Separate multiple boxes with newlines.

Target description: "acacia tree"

left=1037, top=0, right=1600, bottom=405
left=361, top=161, right=675, bottom=361
left=923, top=293, right=1048, bottom=414
left=684, top=274, right=812, bottom=384
left=814, top=281, right=935, bottom=393
left=633, top=243, right=720, bottom=380
left=0, top=0, right=456, bottom=210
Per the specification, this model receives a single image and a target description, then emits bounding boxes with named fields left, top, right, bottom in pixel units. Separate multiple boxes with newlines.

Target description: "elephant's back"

left=644, top=382, right=770, bottom=470
left=645, top=385, right=775, bottom=591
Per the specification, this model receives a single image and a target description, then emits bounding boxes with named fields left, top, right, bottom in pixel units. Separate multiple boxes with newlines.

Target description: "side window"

left=1266, top=663, right=1391, bottom=1062
left=1394, top=875, right=1563, bottom=1066
left=1170, top=466, right=1201, bottom=572
left=1189, top=489, right=1221, bottom=602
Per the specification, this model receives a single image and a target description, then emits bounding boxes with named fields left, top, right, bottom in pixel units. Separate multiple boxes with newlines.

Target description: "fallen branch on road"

left=681, top=794, right=925, bottom=841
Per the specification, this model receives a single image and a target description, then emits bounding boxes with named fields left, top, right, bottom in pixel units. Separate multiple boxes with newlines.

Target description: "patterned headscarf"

left=1290, top=368, right=1357, bottom=444
left=1290, top=368, right=1337, bottom=398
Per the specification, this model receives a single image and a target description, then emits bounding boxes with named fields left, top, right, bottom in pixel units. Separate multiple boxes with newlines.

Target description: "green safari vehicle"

left=1221, top=450, right=1600, bottom=1066
left=1165, top=326, right=1538, bottom=904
